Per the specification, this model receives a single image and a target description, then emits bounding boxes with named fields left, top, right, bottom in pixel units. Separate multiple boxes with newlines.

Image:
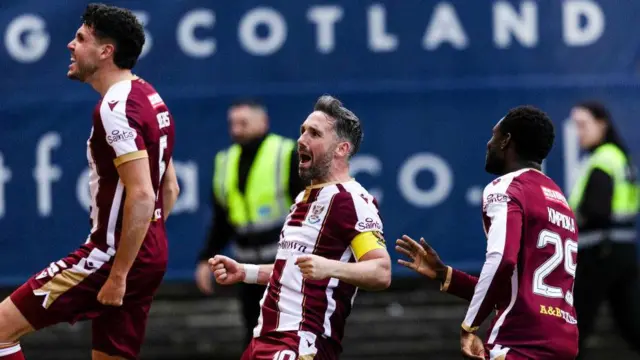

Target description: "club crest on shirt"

left=307, top=204, right=325, bottom=224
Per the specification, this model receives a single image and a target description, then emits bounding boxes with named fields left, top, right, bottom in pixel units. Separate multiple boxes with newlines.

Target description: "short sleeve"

left=330, top=191, right=385, bottom=259
left=100, top=98, right=148, bottom=167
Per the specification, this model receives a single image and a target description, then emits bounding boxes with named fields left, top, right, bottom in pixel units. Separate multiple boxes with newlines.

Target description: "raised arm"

left=395, top=235, right=478, bottom=301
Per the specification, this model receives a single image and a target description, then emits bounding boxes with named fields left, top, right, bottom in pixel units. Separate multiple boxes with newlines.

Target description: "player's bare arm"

left=98, top=156, right=155, bottom=306
left=209, top=255, right=274, bottom=286
left=161, top=158, right=180, bottom=220
left=296, top=247, right=391, bottom=291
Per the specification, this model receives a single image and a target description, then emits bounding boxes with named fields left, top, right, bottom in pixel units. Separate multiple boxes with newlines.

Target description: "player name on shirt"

left=548, top=207, right=576, bottom=233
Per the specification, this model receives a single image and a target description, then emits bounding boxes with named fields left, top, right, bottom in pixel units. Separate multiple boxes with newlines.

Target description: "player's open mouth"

left=299, top=153, right=312, bottom=166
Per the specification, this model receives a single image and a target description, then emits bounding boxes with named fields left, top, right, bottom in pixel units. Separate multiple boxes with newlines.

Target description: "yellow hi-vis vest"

left=568, top=143, right=639, bottom=248
left=213, top=134, right=295, bottom=235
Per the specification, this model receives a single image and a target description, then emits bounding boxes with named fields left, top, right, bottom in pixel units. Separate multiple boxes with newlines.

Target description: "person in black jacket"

left=194, top=99, right=307, bottom=347
left=568, top=101, right=640, bottom=357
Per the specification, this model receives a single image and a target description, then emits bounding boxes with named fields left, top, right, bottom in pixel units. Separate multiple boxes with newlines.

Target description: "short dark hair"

left=230, top=98, right=267, bottom=113
left=314, top=95, right=363, bottom=158
left=81, top=3, right=145, bottom=70
left=499, top=105, right=555, bottom=163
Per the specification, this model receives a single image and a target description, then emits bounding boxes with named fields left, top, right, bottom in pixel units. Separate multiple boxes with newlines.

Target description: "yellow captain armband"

left=350, top=231, right=386, bottom=260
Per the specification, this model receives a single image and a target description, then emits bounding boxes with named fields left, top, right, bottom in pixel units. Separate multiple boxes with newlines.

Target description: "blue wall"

left=1, top=0, right=639, bottom=285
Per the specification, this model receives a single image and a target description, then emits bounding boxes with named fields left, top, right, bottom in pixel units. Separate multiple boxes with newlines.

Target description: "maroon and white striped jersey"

left=254, top=179, right=383, bottom=348
left=86, top=77, right=175, bottom=269
left=443, top=168, right=579, bottom=359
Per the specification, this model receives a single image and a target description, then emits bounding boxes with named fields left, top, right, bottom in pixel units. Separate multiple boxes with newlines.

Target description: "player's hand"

left=395, top=235, right=446, bottom=280
left=295, top=254, right=333, bottom=281
left=209, top=255, right=245, bottom=285
left=195, top=261, right=214, bottom=295
left=97, top=275, right=126, bottom=306
left=460, top=329, right=485, bottom=359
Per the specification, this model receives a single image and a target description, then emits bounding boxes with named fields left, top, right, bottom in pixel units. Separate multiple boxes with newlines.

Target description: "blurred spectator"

left=568, top=100, right=640, bottom=357
left=194, top=99, right=307, bottom=347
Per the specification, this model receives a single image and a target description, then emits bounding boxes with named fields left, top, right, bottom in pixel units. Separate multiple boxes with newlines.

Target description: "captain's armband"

left=350, top=231, right=386, bottom=261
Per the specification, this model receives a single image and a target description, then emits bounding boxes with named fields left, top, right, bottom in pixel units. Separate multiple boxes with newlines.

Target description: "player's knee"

left=0, top=297, right=30, bottom=342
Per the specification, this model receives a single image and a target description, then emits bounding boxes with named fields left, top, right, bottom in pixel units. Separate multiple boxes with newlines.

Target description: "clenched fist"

left=97, top=276, right=126, bottom=306
left=209, top=255, right=245, bottom=285
left=295, top=254, right=334, bottom=281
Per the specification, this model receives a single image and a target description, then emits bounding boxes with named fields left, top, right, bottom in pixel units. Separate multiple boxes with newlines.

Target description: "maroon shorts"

left=9, top=243, right=166, bottom=360
left=241, top=331, right=341, bottom=360
left=486, top=343, right=577, bottom=360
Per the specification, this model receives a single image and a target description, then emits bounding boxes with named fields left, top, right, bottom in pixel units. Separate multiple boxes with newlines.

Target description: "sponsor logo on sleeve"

left=148, top=93, right=165, bottom=108
left=106, top=129, right=136, bottom=145
left=483, top=192, right=510, bottom=211
left=356, top=217, right=382, bottom=231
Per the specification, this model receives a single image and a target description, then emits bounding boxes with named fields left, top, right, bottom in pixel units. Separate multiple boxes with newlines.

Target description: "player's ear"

left=336, top=141, right=351, bottom=158
left=501, top=133, right=512, bottom=150
left=99, top=43, right=115, bottom=60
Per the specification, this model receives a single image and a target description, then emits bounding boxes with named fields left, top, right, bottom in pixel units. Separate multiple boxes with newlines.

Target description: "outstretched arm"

left=440, top=266, right=479, bottom=302
left=395, top=235, right=478, bottom=301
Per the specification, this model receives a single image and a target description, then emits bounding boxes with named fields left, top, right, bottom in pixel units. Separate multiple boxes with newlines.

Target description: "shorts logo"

left=356, top=217, right=382, bottom=231
left=307, top=204, right=325, bottom=224
left=106, top=129, right=136, bottom=145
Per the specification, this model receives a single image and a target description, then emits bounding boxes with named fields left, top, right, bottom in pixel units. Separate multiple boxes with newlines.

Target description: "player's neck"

left=88, top=67, right=136, bottom=97
left=310, top=168, right=352, bottom=186
left=504, top=160, right=541, bottom=174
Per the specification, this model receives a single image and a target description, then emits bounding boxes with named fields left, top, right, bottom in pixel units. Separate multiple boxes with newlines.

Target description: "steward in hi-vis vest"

left=568, top=101, right=640, bottom=358
left=195, top=100, right=307, bottom=348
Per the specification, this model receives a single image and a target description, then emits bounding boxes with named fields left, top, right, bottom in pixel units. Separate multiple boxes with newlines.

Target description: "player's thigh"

left=7, top=246, right=111, bottom=333
left=0, top=296, right=34, bottom=342
left=92, top=301, right=151, bottom=360
left=91, top=267, right=165, bottom=360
